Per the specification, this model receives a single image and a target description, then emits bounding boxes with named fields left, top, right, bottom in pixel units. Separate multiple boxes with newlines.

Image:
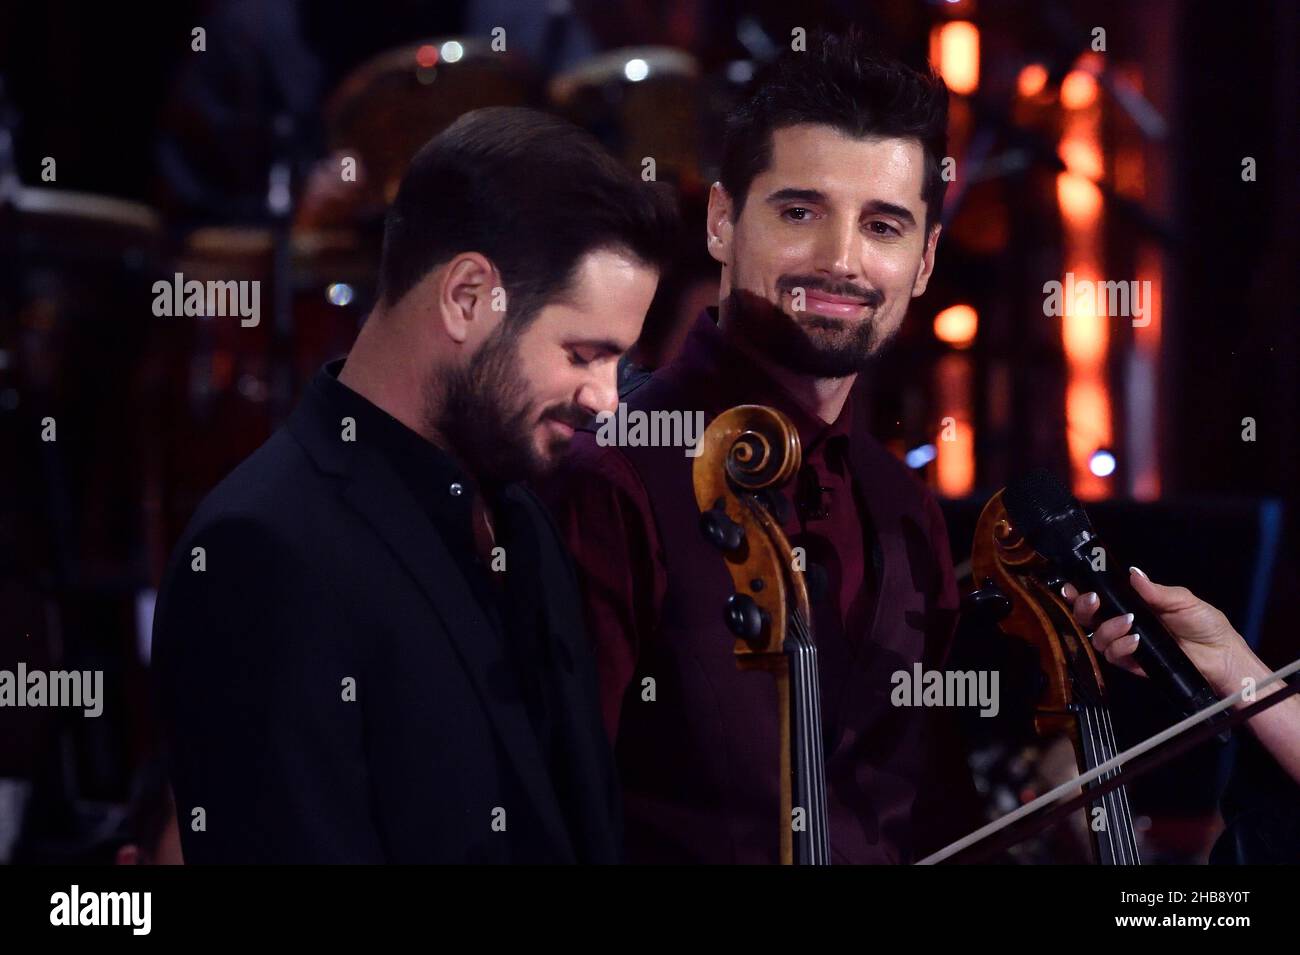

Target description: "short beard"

left=429, top=323, right=545, bottom=485
left=724, top=286, right=890, bottom=378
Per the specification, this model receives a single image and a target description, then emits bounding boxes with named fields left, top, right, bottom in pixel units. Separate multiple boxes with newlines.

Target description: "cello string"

left=1092, top=708, right=1130, bottom=864
left=793, top=618, right=824, bottom=859
left=1093, top=707, right=1132, bottom=864
left=1081, top=706, right=1123, bottom=863
left=806, top=642, right=826, bottom=861
left=1100, top=706, right=1141, bottom=862
left=1096, top=706, right=1139, bottom=864
left=1093, top=704, right=1139, bottom=863
left=791, top=611, right=830, bottom=860
left=806, top=645, right=826, bottom=861
left=792, top=632, right=808, bottom=861
left=790, top=615, right=812, bottom=849
left=1094, top=707, right=1131, bottom=864
left=801, top=641, right=818, bottom=859
left=808, top=629, right=831, bottom=859
left=1065, top=629, right=1131, bottom=863
left=809, top=641, right=829, bottom=859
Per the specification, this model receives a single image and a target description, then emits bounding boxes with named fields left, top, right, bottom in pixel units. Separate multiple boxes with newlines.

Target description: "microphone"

left=1002, top=469, right=1230, bottom=737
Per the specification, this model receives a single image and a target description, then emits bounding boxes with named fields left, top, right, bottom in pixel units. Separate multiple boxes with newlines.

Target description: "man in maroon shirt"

left=542, top=32, right=980, bottom=863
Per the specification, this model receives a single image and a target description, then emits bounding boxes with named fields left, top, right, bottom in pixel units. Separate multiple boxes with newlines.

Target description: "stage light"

left=1061, top=70, right=1098, bottom=109
left=415, top=44, right=439, bottom=69
left=624, top=58, right=649, bottom=82
left=726, top=60, right=755, bottom=84
left=1057, top=172, right=1102, bottom=227
left=1017, top=63, right=1048, bottom=99
left=931, top=21, right=979, bottom=95
left=1089, top=449, right=1117, bottom=478
left=934, top=304, right=978, bottom=349
left=326, top=283, right=354, bottom=307
left=440, top=41, right=464, bottom=64
left=1059, top=137, right=1103, bottom=180
left=906, top=444, right=938, bottom=469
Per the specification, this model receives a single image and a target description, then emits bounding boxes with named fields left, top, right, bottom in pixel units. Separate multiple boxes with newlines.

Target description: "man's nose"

left=813, top=215, right=863, bottom=280
left=578, top=363, right=620, bottom=418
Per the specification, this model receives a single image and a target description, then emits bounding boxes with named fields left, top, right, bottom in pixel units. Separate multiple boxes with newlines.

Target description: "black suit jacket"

left=152, top=371, right=620, bottom=863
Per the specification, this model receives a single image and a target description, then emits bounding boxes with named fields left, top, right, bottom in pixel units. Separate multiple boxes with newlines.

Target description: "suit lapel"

left=502, top=486, right=620, bottom=862
left=341, top=451, right=576, bottom=859
left=288, top=383, right=575, bottom=859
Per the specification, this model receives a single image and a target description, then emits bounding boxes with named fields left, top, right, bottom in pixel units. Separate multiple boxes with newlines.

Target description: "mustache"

left=775, top=275, right=884, bottom=309
left=544, top=403, right=593, bottom=431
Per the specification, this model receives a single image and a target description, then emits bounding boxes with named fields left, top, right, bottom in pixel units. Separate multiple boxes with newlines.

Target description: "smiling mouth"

left=545, top=418, right=576, bottom=441
left=795, top=290, right=870, bottom=319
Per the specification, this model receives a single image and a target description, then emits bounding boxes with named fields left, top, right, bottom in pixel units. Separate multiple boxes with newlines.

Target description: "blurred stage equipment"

left=155, top=226, right=373, bottom=546
left=548, top=46, right=705, bottom=195
left=0, top=183, right=164, bottom=820
left=324, top=38, right=533, bottom=214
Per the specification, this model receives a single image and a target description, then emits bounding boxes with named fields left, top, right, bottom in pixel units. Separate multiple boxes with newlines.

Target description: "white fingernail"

left=1130, top=566, right=1148, bottom=579
left=1124, top=613, right=1135, bottom=629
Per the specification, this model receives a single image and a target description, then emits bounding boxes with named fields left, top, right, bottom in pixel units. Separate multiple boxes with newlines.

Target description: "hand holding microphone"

left=1062, top=568, right=1246, bottom=697
left=1002, top=469, right=1228, bottom=729
left=1065, top=569, right=1300, bottom=787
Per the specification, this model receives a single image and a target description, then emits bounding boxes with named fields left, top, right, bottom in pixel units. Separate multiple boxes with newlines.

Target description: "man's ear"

left=911, top=223, right=942, bottom=298
left=706, top=182, right=736, bottom=266
left=437, top=252, right=496, bottom=344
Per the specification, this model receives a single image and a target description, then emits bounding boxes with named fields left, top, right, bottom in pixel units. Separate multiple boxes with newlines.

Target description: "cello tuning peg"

left=964, top=579, right=1012, bottom=622
left=700, top=499, right=745, bottom=552
left=724, top=592, right=767, bottom=640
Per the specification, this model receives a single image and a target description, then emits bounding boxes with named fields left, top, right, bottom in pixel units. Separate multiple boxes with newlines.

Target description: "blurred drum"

left=548, top=46, right=706, bottom=195
left=158, top=225, right=376, bottom=545
left=0, top=187, right=165, bottom=797
left=1, top=187, right=162, bottom=547
left=324, top=37, right=533, bottom=214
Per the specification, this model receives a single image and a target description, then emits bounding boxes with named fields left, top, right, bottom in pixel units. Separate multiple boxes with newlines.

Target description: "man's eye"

left=567, top=348, right=595, bottom=367
left=782, top=207, right=813, bottom=222
left=868, top=220, right=901, bottom=237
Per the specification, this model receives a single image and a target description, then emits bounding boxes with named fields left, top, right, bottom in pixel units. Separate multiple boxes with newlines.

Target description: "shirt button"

left=449, top=482, right=464, bottom=497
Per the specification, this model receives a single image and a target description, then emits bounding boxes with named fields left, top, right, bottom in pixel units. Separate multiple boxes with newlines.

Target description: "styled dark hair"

left=379, top=106, right=680, bottom=321
left=720, top=31, right=950, bottom=230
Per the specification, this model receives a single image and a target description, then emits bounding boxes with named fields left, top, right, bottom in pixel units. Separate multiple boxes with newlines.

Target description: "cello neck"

left=787, top=612, right=831, bottom=865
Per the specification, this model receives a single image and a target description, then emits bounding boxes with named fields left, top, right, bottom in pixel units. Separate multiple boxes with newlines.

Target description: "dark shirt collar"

left=670, top=308, right=855, bottom=455
left=314, top=357, right=482, bottom=533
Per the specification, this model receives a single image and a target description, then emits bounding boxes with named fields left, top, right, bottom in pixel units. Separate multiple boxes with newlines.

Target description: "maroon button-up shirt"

left=541, top=310, right=978, bottom=863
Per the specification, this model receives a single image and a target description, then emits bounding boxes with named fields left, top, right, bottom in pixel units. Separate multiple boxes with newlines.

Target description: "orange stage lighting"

left=935, top=354, right=975, bottom=497
left=934, top=304, right=978, bottom=349
left=1017, top=63, right=1048, bottom=98
left=1057, top=172, right=1103, bottom=229
left=1059, top=137, right=1103, bottom=181
left=931, top=21, right=980, bottom=96
left=1061, top=70, right=1098, bottom=109
left=1057, top=95, right=1111, bottom=498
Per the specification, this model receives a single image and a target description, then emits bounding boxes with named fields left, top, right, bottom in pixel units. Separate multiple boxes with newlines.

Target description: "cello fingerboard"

left=1077, top=704, right=1142, bottom=865
left=787, top=618, right=832, bottom=865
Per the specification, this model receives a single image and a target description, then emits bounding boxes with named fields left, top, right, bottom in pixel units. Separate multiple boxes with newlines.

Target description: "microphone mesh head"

left=1002, top=468, right=1091, bottom=556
